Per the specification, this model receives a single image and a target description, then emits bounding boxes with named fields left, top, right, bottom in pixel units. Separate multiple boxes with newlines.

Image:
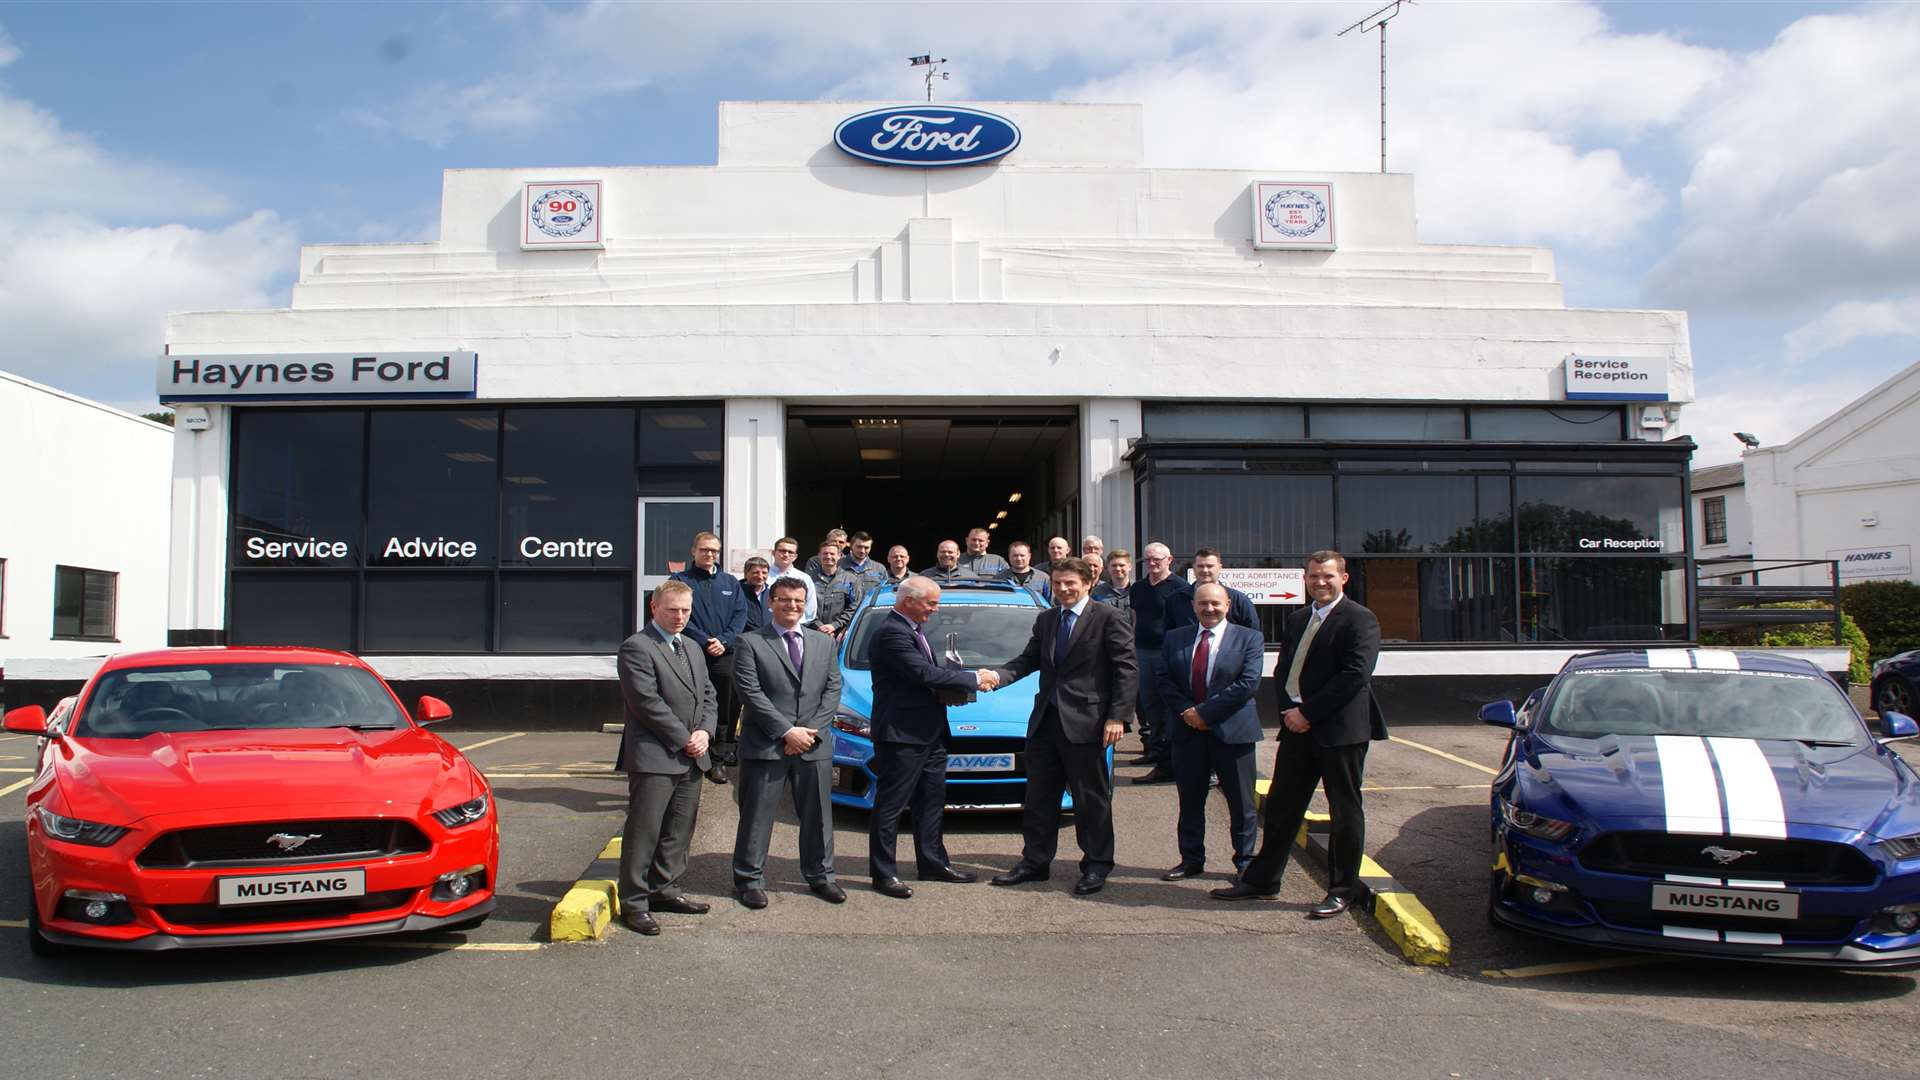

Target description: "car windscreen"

left=845, top=604, right=1043, bottom=670
left=74, top=663, right=408, bottom=738
left=1538, top=668, right=1866, bottom=745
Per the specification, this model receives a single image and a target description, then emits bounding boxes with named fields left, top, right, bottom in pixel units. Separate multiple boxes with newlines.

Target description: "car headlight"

left=1879, top=834, right=1920, bottom=860
left=432, top=793, right=490, bottom=829
left=1499, top=797, right=1575, bottom=842
left=831, top=709, right=871, bottom=738
left=36, top=806, right=129, bottom=846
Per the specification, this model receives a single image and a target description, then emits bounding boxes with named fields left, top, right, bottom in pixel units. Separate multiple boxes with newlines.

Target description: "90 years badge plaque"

left=521, top=180, right=604, bottom=250
left=1250, top=180, right=1336, bottom=250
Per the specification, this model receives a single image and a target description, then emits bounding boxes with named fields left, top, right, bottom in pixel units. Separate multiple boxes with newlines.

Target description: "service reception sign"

left=1829, top=544, right=1914, bottom=581
left=1565, top=354, right=1670, bottom=401
left=159, top=352, right=478, bottom=401
left=1210, top=568, right=1307, bottom=605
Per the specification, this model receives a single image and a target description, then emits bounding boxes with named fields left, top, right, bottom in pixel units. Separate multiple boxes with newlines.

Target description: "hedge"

left=1841, top=580, right=1920, bottom=662
left=1699, top=602, right=1872, bottom=685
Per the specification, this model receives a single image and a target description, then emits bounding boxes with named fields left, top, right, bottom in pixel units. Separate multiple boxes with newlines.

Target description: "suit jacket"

left=868, top=609, right=980, bottom=745
left=994, top=601, right=1139, bottom=744
left=1156, top=621, right=1266, bottom=745
left=1276, top=598, right=1388, bottom=748
left=615, top=626, right=718, bottom=774
left=733, top=622, right=840, bottom=762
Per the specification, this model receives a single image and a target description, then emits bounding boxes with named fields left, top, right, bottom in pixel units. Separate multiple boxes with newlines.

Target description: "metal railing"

left=1694, top=557, right=1843, bottom=643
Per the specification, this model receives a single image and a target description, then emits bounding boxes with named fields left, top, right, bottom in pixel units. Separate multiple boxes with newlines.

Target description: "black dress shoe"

left=1160, top=863, right=1205, bottom=882
left=705, top=764, right=730, bottom=785
left=871, top=876, right=913, bottom=899
left=1209, top=881, right=1280, bottom=901
left=990, top=865, right=1051, bottom=887
left=1309, top=894, right=1352, bottom=919
left=1072, top=872, right=1107, bottom=896
left=918, top=864, right=978, bottom=884
left=621, top=911, right=660, bottom=936
left=810, top=880, right=847, bottom=904
left=735, top=888, right=769, bottom=910
left=1131, top=766, right=1175, bottom=785
left=652, top=894, right=711, bottom=915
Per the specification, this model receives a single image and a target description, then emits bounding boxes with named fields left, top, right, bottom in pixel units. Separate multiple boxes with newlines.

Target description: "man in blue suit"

left=865, top=575, right=993, bottom=899
left=1155, top=583, right=1265, bottom=881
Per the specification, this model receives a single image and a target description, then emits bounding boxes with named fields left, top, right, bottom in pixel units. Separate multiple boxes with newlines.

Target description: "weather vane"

left=909, top=55, right=950, bottom=102
left=1338, top=0, right=1417, bottom=173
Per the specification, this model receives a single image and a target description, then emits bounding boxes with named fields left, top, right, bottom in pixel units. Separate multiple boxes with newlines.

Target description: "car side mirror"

left=1479, top=700, right=1518, bottom=729
left=1881, top=712, right=1918, bottom=742
left=3, top=705, right=49, bottom=736
left=416, top=696, right=454, bottom=725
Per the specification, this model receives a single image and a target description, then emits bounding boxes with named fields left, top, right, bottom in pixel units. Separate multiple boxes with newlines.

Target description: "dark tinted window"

left=1149, top=473, right=1332, bottom=555
left=1471, top=407, right=1622, bottom=441
left=232, top=410, right=364, bottom=567
left=1518, top=558, right=1684, bottom=642
left=367, top=410, right=498, bottom=566
left=1143, top=404, right=1305, bottom=439
left=501, top=408, right=635, bottom=568
left=1517, top=476, right=1684, bottom=554
left=638, top=406, right=724, bottom=495
left=229, top=573, right=355, bottom=651
left=1311, top=407, right=1465, bottom=440
left=1337, top=475, right=1510, bottom=553
left=1345, top=558, right=1514, bottom=643
left=53, top=566, right=116, bottom=639
left=75, top=663, right=405, bottom=738
left=364, top=574, right=491, bottom=652
left=498, top=573, right=629, bottom=652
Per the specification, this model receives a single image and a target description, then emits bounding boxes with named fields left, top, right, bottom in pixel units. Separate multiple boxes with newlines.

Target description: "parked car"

left=828, top=579, right=1106, bottom=811
left=1482, top=648, right=1920, bottom=968
left=1872, top=649, right=1919, bottom=717
left=3, top=647, right=497, bottom=955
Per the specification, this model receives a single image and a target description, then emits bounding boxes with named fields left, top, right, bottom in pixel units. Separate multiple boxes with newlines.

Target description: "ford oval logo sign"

left=834, top=106, right=1020, bottom=168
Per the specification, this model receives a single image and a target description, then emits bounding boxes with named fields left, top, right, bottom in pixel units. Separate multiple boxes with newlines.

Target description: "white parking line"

left=0, top=918, right=25, bottom=928
left=0, top=767, right=34, bottom=773
left=350, top=940, right=542, bottom=952
left=1483, top=956, right=1671, bottom=979
left=0, top=777, right=34, bottom=798
left=1388, top=736, right=1499, bottom=776
left=456, top=733, right=527, bottom=754
left=485, top=771, right=622, bottom=780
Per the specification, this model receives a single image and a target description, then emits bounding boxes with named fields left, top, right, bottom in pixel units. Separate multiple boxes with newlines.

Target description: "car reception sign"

left=159, top=352, right=478, bottom=401
left=834, top=106, right=1021, bottom=167
left=1212, top=568, right=1306, bottom=605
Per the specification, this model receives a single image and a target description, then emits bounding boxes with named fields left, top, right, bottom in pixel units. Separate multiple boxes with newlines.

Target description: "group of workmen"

left=611, top=527, right=1385, bottom=937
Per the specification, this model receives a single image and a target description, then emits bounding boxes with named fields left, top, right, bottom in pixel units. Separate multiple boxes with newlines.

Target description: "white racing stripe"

left=1725, top=879, right=1787, bottom=889
left=1655, top=735, right=1725, bottom=834
left=1722, top=930, right=1784, bottom=946
left=1663, top=925, right=1720, bottom=942
left=1690, top=649, right=1741, bottom=671
left=1665, top=874, right=1723, bottom=886
left=1645, top=650, right=1693, bottom=669
left=1706, top=737, right=1788, bottom=839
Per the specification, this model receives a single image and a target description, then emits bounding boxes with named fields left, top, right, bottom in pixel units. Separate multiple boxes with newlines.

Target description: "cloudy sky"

left=1, top=1, right=1914, bottom=464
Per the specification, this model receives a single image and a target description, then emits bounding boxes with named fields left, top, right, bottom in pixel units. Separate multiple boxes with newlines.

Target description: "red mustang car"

left=3, top=647, right=497, bottom=954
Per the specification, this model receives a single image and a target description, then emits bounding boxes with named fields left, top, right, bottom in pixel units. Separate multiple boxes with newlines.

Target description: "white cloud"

left=0, top=26, right=21, bottom=66
left=1783, top=294, right=1920, bottom=364
left=1670, top=370, right=1884, bottom=468
left=344, top=76, right=594, bottom=147
left=1648, top=7, right=1920, bottom=312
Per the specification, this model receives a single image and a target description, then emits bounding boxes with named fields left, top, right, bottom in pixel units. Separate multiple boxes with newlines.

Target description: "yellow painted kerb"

left=547, top=836, right=626, bottom=943
left=1373, top=891, right=1452, bottom=966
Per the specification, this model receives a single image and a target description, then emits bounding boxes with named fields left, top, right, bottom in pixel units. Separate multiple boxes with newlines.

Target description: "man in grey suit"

left=730, top=577, right=846, bottom=909
left=614, top=579, right=718, bottom=936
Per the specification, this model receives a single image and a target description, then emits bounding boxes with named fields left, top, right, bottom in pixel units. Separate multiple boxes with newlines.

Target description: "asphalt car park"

left=6, top=720, right=1920, bottom=1078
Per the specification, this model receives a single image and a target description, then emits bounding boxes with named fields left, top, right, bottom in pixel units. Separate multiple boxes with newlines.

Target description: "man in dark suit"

left=1155, top=583, right=1265, bottom=881
left=730, top=577, right=845, bottom=909
left=614, top=579, right=718, bottom=936
left=1213, top=550, right=1386, bottom=917
left=866, top=575, right=993, bottom=898
left=671, top=531, right=748, bottom=782
left=987, top=557, right=1138, bottom=896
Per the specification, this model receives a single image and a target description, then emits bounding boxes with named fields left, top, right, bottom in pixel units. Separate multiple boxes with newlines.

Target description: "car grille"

left=156, top=888, right=418, bottom=928
left=136, top=820, right=431, bottom=869
left=942, top=779, right=1028, bottom=809
left=1590, top=900, right=1860, bottom=943
left=1578, top=832, right=1877, bottom=886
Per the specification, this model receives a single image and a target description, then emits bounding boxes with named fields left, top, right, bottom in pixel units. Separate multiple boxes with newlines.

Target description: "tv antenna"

left=1338, top=0, right=1417, bottom=173
left=909, top=54, right=949, bottom=101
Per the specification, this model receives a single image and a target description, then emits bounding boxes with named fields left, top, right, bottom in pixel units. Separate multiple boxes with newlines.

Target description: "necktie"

left=783, top=630, right=805, bottom=676
left=670, top=634, right=695, bottom=680
left=1283, top=609, right=1326, bottom=704
left=913, top=622, right=933, bottom=661
left=1054, top=607, right=1077, bottom=668
left=1191, top=627, right=1212, bottom=702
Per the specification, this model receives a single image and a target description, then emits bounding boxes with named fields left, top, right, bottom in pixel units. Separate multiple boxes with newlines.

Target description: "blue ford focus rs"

left=828, top=580, right=1105, bottom=811
left=1483, top=649, right=1920, bottom=968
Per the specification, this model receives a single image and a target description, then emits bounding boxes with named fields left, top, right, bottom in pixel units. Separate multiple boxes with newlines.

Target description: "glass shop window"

left=366, top=410, right=499, bottom=567
left=1337, top=475, right=1511, bottom=553
left=500, top=408, right=636, bottom=568
left=231, top=410, right=365, bottom=567
left=1516, top=476, right=1684, bottom=555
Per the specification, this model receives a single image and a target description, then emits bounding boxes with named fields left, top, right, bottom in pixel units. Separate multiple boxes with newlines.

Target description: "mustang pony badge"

left=1700, top=845, right=1758, bottom=866
left=267, top=832, right=324, bottom=852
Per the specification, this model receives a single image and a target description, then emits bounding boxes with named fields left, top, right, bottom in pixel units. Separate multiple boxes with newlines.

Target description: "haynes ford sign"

left=834, top=106, right=1020, bottom=167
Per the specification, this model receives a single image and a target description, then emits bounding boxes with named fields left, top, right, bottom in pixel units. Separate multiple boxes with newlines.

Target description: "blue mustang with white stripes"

left=1482, top=649, right=1920, bottom=968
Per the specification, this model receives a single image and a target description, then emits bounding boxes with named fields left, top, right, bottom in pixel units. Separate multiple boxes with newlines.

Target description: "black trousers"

left=1136, top=647, right=1174, bottom=767
left=1171, top=733, right=1258, bottom=871
left=867, top=739, right=952, bottom=880
left=1017, top=706, right=1116, bottom=877
left=619, top=766, right=702, bottom=911
left=1241, top=730, right=1370, bottom=899
left=704, top=649, right=738, bottom=755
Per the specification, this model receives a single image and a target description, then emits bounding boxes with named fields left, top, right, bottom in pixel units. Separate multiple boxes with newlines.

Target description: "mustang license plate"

left=217, top=868, right=368, bottom=907
left=1650, top=882, right=1799, bottom=920
left=946, top=752, right=1017, bottom=773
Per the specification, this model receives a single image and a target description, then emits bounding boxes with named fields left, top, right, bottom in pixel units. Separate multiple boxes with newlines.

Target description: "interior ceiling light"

left=1008, top=492, right=1023, bottom=503
left=444, top=451, right=496, bottom=464
left=653, top=414, right=708, bottom=429
left=692, top=450, right=723, bottom=462
left=505, top=475, right=548, bottom=486
left=994, top=510, right=1008, bottom=520
left=854, top=418, right=901, bottom=428
left=865, top=473, right=902, bottom=481
left=859, top=448, right=899, bottom=461
left=987, top=522, right=998, bottom=530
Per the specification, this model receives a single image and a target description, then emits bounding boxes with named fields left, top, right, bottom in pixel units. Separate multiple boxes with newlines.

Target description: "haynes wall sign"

left=522, top=180, right=603, bottom=250
left=1251, top=181, right=1336, bottom=250
left=833, top=106, right=1021, bottom=167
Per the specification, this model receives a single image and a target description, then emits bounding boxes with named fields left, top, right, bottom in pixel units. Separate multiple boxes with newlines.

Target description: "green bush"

left=1841, top=580, right=1920, bottom=662
left=1700, top=602, right=1872, bottom=685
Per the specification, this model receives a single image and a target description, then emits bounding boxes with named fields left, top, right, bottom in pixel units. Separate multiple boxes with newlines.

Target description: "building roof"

left=1690, top=461, right=1744, bottom=492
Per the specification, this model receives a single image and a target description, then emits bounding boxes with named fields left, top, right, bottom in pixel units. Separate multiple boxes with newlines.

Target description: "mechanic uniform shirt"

left=670, top=563, right=748, bottom=654
left=1127, top=574, right=1196, bottom=652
